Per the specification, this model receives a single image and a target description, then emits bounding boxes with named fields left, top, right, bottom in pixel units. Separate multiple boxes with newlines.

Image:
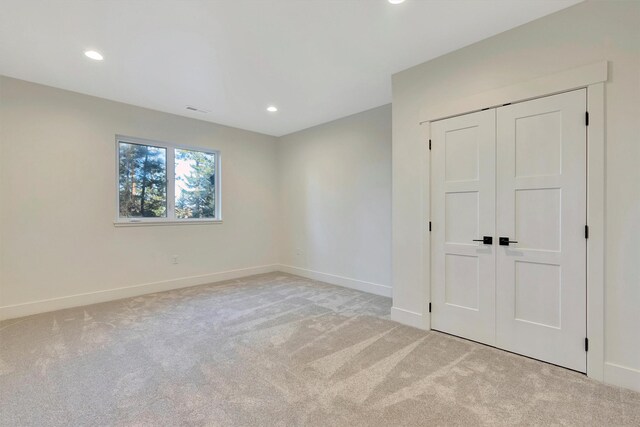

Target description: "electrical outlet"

left=171, top=255, right=179, bottom=264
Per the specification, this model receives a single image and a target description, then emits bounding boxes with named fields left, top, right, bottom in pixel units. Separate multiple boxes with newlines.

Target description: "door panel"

left=496, top=89, right=587, bottom=372
left=431, top=109, right=496, bottom=345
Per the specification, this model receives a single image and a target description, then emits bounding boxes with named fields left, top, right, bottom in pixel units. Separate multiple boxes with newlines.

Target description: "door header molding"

left=419, top=61, right=608, bottom=124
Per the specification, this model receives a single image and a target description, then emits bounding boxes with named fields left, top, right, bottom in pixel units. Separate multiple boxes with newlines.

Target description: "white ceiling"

left=0, top=0, right=581, bottom=136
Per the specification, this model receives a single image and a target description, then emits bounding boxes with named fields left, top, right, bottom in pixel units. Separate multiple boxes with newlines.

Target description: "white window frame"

left=114, top=135, right=222, bottom=226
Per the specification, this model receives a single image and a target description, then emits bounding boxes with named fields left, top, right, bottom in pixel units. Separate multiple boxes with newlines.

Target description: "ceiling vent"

left=185, top=105, right=210, bottom=113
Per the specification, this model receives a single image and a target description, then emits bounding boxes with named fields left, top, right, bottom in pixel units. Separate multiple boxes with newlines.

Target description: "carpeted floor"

left=1, top=272, right=638, bottom=426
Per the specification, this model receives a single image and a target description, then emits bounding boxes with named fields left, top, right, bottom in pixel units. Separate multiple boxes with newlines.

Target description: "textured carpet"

left=1, top=272, right=638, bottom=426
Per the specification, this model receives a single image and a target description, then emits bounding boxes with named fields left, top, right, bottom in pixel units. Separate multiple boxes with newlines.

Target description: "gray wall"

left=0, top=77, right=393, bottom=316
left=0, top=77, right=280, bottom=313
left=278, top=105, right=392, bottom=294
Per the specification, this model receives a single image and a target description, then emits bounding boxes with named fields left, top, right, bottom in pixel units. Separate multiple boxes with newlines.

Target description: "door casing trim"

left=419, top=61, right=607, bottom=382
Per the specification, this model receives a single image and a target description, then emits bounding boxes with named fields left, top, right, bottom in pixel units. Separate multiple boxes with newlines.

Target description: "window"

left=116, top=136, right=221, bottom=224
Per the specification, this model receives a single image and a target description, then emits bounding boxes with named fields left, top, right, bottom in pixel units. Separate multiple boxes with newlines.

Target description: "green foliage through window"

left=118, top=142, right=167, bottom=217
left=175, top=149, right=216, bottom=219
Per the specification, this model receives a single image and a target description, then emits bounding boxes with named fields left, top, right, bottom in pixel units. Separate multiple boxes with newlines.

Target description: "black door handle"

left=499, top=237, right=518, bottom=246
left=472, top=236, right=493, bottom=245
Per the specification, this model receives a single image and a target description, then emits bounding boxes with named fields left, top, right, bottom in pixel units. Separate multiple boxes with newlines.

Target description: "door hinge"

left=429, top=221, right=432, bottom=232
left=585, top=111, right=589, bottom=126
left=585, top=337, right=589, bottom=352
left=585, top=225, right=589, bottom=239
left=429, top=303, right=432, bottom=313
left=429, top=139, right=432, bottom=150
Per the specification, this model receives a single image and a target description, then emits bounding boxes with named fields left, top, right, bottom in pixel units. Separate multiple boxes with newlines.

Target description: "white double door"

left=431, top=89, right=587, bottom=372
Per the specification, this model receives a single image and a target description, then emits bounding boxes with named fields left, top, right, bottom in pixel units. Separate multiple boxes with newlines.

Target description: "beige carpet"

left=1, top=272, right=638, bottom=426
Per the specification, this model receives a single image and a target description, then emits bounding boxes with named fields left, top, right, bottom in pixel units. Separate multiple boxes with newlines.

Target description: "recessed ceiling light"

left=388, top=0, right=405, bottom=4
left=84, top=50, right=104, bottom=61
left=266, top=105, right=278, bottom=112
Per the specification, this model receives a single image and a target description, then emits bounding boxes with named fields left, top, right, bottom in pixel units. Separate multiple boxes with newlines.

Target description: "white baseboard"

left=390, top=306, right=426, bottom=330
left=278, top=265, right=392, bottom=298
left=604, top=362, right=640, bottom=393
left=2, top=264, right=392, bottom=321
left=0, top=264, right=279, bottom=321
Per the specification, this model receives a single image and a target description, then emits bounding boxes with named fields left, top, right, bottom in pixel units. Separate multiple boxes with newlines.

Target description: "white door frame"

left=419, top=61, right=607, bottom=381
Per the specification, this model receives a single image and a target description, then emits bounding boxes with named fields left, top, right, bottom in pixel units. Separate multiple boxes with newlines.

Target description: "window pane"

left=118, top=142, right=167, bottom=217
left=175, top=149, right=216, bottom=219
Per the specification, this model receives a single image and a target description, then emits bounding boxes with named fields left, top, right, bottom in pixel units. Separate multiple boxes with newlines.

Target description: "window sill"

left=114, top=219, right=223, bottom=227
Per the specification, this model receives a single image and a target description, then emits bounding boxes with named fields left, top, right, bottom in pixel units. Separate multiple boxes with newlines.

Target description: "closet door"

left=431, top=109, right=496, bottom=345
left=496, top=89, right=587, bottom=372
